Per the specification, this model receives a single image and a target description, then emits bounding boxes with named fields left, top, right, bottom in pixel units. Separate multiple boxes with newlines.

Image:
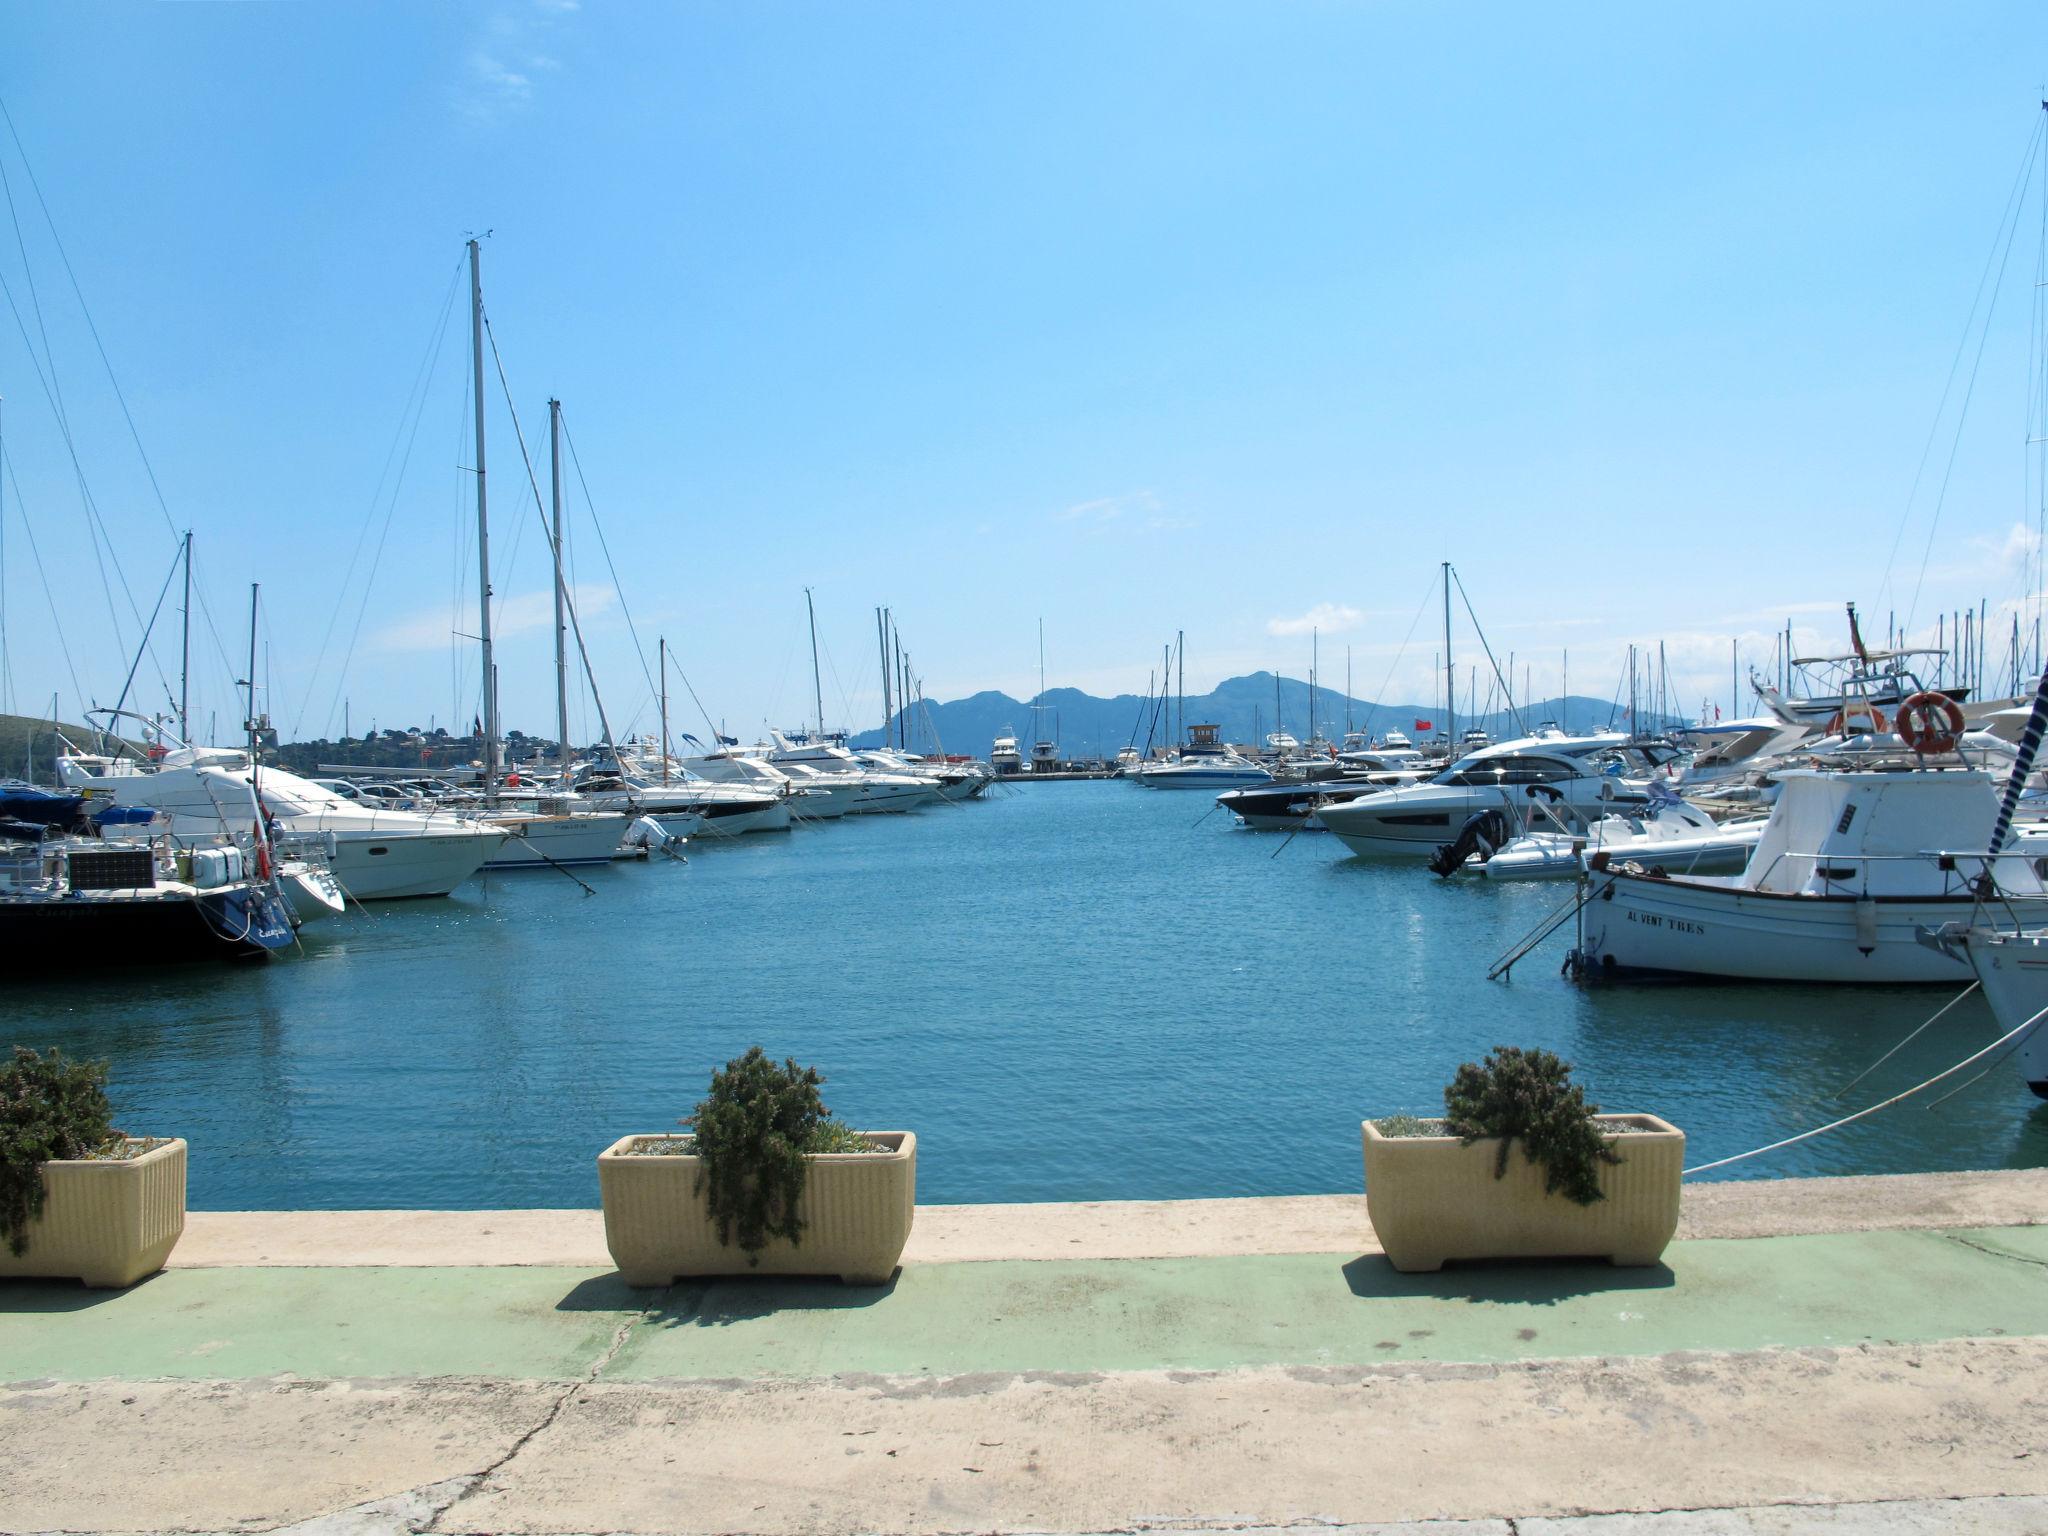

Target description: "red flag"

left=1414, top=718, right=1433, bottom=731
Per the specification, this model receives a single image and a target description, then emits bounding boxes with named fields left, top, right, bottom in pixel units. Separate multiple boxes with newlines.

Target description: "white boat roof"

left=1456, top=731, right=1630, bottom=762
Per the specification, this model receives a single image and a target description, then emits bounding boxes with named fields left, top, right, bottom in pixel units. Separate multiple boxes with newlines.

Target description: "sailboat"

left=61, top=568, right=503, bottom=901
left=1029, top=621, right=1058, bottom=771
left=454, top=250, right=633, bottom=870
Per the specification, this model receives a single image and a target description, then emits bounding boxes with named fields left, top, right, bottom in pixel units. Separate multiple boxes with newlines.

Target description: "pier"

left=6, top=1168, right=2045, bottom=1533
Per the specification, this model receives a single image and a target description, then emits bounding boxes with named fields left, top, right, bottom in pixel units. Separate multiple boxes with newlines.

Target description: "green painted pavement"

left=2, top=1227, right=2043, bottom=1384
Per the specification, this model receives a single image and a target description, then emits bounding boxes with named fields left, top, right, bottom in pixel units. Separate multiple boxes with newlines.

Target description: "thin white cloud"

left=1056, top=490, right=1160, bottom=524
left=456, top=1, right=576, bottom=125
left=370, top=586, right=616, bottom=654
left=1267, top=602, right=1364, bottom=638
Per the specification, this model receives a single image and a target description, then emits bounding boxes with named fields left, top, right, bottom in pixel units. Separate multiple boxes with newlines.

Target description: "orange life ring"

left=1893, top=691, right=1964, bottom=755
left=1826, top=702, right=1887, bottom=737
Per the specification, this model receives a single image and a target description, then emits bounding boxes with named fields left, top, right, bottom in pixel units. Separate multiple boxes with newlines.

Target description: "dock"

left=6, top=1168, right=2046, bottom=1533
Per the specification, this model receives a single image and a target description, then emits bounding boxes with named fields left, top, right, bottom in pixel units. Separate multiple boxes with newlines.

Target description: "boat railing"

left=1745, top=846, right=2048, bottom=897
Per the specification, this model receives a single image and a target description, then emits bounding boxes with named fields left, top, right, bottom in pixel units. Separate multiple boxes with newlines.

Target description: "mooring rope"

left=1683, top=1000, right=2048, bottom=1176
left=1828, top=981, right=1981, bottom=1100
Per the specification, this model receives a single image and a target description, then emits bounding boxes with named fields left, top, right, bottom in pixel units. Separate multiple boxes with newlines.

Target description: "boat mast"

left=547, top=398, right=572, bottom=781
left=1442, top=561, right=1454, bottom=750
left=244, top=583, right=262, bottom=816
left=898, top=624, right=909, bottom=749
left=1176, top=629, right=1184, bottom=747
left=658, top=637, right=670, bottom=784
left=1310, top=626, right=1318, bottom=743
left=876, top=607, right=892, bottom=741
left=467, top=238, right=499, bottom=809
left=1035, top=618, right=1046, bottom=746
left=179, top=529, right=192, bottom=743
left=804, top=587, right=824, bottom=739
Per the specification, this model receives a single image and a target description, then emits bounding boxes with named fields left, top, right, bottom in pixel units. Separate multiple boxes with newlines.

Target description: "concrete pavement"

left=4, top=1169, right=2045, bottom=1535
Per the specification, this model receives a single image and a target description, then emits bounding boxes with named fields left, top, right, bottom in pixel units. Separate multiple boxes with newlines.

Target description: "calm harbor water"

left=10, top=781, right=2048, bottom=1209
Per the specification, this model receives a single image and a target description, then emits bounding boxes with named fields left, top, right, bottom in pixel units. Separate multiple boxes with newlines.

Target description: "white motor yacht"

left=991, top=728, right=1023, bottom=774
left=567, top=757, right=790, bottom=837
left=862, top=749, right=992, bottom=802
left=679, top=749, right=843, bottom=821
left=1315, top=733, right=1667, bottom=857
left=59, top=747, right=506, bottom=900
left=763, top=732, right=940, bottom=813
left=1133, top=724, right=1274, bottom=791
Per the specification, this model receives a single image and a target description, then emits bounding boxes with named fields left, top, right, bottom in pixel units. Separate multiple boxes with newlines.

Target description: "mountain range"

left=847, top=673, right=1670, bottom=761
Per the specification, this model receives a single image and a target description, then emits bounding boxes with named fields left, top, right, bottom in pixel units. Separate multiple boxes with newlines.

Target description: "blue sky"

left=2, top=1, right=2046, bottom=748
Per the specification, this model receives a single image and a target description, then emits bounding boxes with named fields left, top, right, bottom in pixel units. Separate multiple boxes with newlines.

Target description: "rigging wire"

left=1360, top=574, right=1437, bottom=742
left=1877, top=110, right=2045, bottom=626
left=557, top=410, right=663, bottom=711
left=1, top=447, right=84, bottom=709
left=480, top=332, right=622, bottom=752
left=0, top=94, right=233, bottom=697
left=1449, top=568, right=1527, bottom=738
left=298, top=257, right=465, bottom=738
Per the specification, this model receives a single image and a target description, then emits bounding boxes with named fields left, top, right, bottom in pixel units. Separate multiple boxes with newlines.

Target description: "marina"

left=11, top=777, right=2047, bottom=1211
left=7, top=7, right=2048, bottom=1532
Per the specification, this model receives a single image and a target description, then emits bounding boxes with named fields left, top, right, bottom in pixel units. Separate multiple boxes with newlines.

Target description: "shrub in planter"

left=1444, top=1045, right=1620, bottom=1205
left=598, top=1047, right=915, bottom=1286
left=1361, top=1047, right=1681, bottom=1272
left=0, top=1046, right=186, bottom=1287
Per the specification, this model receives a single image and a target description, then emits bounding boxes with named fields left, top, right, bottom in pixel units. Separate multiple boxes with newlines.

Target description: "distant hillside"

left=849, top=674, right=1668, bottom=760
left=0, top=713, right=140, bottom=786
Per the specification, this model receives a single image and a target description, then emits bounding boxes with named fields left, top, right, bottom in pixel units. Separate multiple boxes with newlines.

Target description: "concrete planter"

left=0, top=1138, right=186, bottom=1288
left=1361, top=1114, right=1682, bottom=1272
left=598, top=1131, right=915, bottom=1286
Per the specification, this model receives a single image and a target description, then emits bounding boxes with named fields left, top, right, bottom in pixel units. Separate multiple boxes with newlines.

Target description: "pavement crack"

left=1938, top=1231, right=2048, bottom=1269
left=421, top=1285, right=669, bottom=1533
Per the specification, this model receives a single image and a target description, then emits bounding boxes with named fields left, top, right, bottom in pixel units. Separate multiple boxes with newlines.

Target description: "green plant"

left=684, top=1047, right=872, bottom=1262
left=1443, top=1046, right=1619, bottom=1206
left=1, top=1046, right=120, bottom=1257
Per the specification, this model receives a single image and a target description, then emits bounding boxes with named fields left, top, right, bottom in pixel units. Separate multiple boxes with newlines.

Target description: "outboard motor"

left=621, top=815, right=686, bottom=860
left=1428, top=806, right=1513, bottom=877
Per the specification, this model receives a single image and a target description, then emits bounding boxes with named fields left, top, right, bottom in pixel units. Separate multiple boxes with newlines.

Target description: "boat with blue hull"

left=0, top=840, right=296, bottom=967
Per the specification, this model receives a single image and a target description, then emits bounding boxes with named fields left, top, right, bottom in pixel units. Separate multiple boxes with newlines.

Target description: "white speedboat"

left=1316, top=733, right=1668, bottom=857
left=1569, top=768, right=2048, bottom=984
left=1478, top=798, right=1768, bottom=881
left=1133, top=724, right=1273, bottom=790
left=60, top=747, right=506, bottom=900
